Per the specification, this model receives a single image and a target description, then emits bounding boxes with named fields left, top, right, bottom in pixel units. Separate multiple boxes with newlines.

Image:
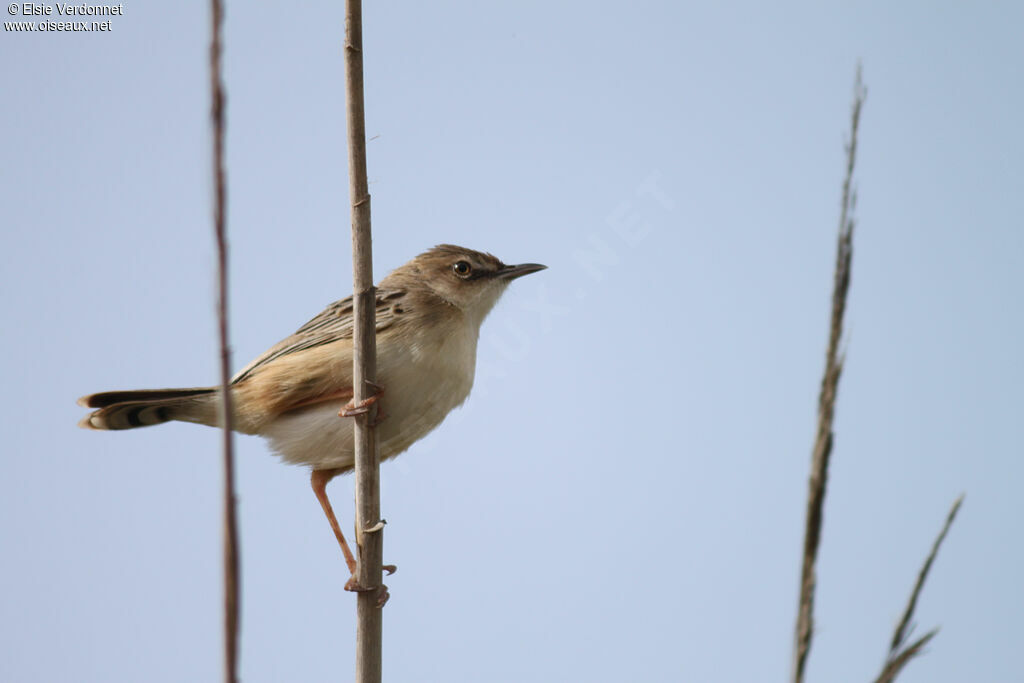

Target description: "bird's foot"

left=338, top=381, right=385, bottom=418
left=344, top=576, right=390, bottom=608
left=338, top=395, right=379, bottom=418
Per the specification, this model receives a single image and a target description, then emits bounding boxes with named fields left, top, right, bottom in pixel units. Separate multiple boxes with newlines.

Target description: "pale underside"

left=256, top=322, right=478, bottom=471
left=199, top=289, right=480, bottom=471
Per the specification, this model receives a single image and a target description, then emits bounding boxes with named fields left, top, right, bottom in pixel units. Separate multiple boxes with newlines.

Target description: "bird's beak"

left=499, top=263, right=547, bottom=280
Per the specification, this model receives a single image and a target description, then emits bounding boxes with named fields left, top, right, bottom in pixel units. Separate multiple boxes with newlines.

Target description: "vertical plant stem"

left=344, top=0, right=384, bottom=681
left=792, top=65, right=866, bottom=683
left=209, top=0, right=240, bottom=680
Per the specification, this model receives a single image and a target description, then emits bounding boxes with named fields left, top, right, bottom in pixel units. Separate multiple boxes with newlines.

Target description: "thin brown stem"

left=209, top=0, right=239, bottom=680
left=873, top=495, right=964, bottom=683
left=344, top=0, right=384, bottom=681
left=792, top=64, right=866, bottom=683
left=874, top=631, right=938, bottom=683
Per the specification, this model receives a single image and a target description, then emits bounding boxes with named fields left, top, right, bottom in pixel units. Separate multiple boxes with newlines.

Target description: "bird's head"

left=385, top=244, right=546, bottom=323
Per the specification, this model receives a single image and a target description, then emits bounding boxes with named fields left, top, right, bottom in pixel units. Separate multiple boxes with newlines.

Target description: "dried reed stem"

left=792, top=65, right=866, bottom=683
left=874, top=630, right=937, bottom=683
left=209, top=0, right=240, bottom=680
left=873, top=495, right=964, bottom=683
left=344, top=0, right=384, bottom=680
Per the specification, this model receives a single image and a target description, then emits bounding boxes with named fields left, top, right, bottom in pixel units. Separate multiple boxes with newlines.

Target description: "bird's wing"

left=231, top=288, right=406, bottom=385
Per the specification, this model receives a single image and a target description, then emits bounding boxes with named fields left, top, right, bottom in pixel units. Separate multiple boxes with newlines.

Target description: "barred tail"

left=77, top=388, right=218, bottom=430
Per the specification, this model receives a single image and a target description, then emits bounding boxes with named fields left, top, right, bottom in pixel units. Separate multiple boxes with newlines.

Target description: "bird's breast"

left=260, top=318, right=481, bottom=471
left=375, top=323, right=478, bottom=455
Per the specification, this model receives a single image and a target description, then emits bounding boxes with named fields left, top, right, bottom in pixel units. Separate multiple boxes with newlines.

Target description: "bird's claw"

left=339, top=394, right=379, bottom=418
left=374, top=585, right=389, bottom=607
left=338, top=381, right=385, bottom=419
left=344, top=577, right=390, bottom=607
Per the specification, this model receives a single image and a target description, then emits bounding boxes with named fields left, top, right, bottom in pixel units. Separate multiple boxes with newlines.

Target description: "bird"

left=78, top=244, right=546, bottom=595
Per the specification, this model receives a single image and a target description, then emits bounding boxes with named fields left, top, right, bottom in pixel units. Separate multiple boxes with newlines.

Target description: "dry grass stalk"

left=873, top=495, right=964, bottom=683
left=874, top=631, right=937, bottom=683
left=209, top=0, right=240, bottom=680
left=792, top=65, right=866, bottom=683
left=344, top=0, right=385, bottom=680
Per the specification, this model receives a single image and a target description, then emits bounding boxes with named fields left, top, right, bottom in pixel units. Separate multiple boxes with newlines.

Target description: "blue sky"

left=2, top=2, right=1022, bottom=681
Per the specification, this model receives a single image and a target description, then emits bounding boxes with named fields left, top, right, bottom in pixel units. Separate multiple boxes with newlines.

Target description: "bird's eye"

left=452, top=261, right=472, bottom=278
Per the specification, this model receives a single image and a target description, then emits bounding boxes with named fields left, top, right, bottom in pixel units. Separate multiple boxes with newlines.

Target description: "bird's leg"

left=311, top=468, right=358, bottom=575
left=338, top=380, right=385, bottom=420
left=311, top=468, right=396, bottom=603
